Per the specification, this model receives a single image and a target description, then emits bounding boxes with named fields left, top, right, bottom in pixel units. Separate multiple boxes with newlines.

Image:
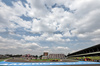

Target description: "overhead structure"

left=68, top=44, right=100, bottom=57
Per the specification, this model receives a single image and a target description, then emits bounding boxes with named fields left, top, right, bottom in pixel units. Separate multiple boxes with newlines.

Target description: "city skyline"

left=0, top=0, right=100, bottom=55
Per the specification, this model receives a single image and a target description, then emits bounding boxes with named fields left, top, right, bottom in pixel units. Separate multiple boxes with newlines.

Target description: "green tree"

left=35, top=55, right=38, bottom=60
left=39, top=55, right=43, bottom=59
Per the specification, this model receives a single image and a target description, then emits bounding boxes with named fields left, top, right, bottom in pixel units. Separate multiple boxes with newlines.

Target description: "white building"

left=48, top=54, right=65, bottom=59
left=42, top=56, right=48, bottom=59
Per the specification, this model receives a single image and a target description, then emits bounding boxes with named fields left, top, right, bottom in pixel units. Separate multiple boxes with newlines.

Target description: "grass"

left=68, top=56, right=100, bottom=60
left=0, top=59, right=6, bottom=62
left=0, top=58, right=12, bottom=62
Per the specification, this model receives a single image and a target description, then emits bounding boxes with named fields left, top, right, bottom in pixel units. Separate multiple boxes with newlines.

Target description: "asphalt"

left=6, top=58, right=78, bottom=62
left=49, top=64, right=100, bottom=66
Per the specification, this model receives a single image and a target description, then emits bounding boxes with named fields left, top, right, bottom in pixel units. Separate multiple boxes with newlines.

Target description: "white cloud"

left=0, top=36, right=49, bottom=55
left=57, top=46, right=69, bottom=50
left=46, top=34, right=65, bottom=42
left=49, top=46, right=69, bottom=54
left=69, top=0, right=100, bottom=18
left=63, top=32, right=72, bottom=37
left=23, top=34, right=65, bottom=42
left=0, top=0, right=100, bottom=55
left=23, top=35, right=41, bottom=41
left=9, top=32, right=21, bottom=37
left=0, top=35, right=70, bottom=55
left=11, top=16, right=31, bottom=29
left=0, top=1, right=31, bottom=32
left=66, top=39, right=71, bottom=42
left=91, top=38, right=100, bottom=41
left=78, top=34, right=87, bottom=38
left=0, top=28, right=6, bottom=32
left=26, top=0, right=49, bottom=18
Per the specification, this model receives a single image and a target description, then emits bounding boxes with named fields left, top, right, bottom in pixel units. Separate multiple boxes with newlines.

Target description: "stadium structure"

left=67, top=44, right=100, bottom=57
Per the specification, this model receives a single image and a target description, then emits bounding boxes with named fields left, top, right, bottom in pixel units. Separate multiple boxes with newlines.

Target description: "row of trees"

left=4, top=54, right=43, bottom=58
left=1, top=54, right=67, bottom=58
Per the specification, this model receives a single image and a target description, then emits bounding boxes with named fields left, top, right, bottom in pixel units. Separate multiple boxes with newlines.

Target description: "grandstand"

left=68, top=44, right=100, bottom=57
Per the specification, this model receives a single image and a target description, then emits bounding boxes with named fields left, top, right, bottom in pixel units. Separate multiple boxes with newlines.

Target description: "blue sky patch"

left=1, top=0, right=17, bottom=6
left=20, top=15, right=32, bottom=21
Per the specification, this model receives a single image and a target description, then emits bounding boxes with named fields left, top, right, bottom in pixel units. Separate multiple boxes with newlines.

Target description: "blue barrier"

left=0, top=61, right=100, bottom=65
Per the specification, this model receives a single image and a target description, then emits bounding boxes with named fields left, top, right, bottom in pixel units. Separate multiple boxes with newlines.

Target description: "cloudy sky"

left=0, top=0, right=100, bottom=55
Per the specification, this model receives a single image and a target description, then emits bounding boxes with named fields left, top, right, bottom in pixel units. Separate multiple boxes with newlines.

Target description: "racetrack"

left=6, top=58, right=78, bottom=62
left=0, top=61, right=100, bottom=66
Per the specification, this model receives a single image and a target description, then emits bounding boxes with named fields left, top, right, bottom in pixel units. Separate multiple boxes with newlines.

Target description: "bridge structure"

left=67, top=44, right=100, bottom=57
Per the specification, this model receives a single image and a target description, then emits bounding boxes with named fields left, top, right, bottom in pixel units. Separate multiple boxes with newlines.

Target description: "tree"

left=35, top=55, right=38, bottom=60
left=39, top=55, right=43, bottom=59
